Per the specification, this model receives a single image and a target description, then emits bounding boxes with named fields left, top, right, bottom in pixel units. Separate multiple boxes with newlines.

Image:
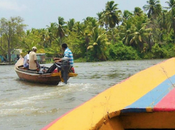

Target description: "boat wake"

left=0, top=82, right=100, bottom=117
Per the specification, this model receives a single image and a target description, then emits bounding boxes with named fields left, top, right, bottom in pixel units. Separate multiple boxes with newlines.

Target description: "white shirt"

left=23, top=54, right=29, bottom=67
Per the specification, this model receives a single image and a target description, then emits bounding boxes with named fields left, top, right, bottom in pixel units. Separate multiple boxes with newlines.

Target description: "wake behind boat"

left=15, top=58, right=77, bottom=85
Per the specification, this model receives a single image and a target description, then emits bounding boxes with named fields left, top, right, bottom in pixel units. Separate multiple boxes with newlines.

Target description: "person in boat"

left=23, top=50, right=30, bottom=69
left=46, top=43, right=74, bottom=83
left=47, top=43, right=74, bottom=73
left=29, top=46, right=40, bottom=71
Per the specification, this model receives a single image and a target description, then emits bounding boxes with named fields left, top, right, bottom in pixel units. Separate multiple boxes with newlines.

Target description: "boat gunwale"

left=15, top=67, right=60, bottom=77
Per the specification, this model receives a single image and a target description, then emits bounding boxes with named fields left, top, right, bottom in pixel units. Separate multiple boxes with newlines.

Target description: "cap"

left=32, top=46, right=37, bottom=50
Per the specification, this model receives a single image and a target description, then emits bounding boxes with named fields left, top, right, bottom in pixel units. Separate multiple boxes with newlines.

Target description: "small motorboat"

left=15, top=58, right=77, bottom=85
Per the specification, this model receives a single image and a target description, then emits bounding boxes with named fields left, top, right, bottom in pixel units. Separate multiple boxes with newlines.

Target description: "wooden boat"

left=42, top=57, right=175, bottom=129
left=15, top=58, right=77, bottom=85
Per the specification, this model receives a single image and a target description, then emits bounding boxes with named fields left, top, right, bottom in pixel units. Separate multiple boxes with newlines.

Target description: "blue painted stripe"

left=121, top=75, right=175, bottom=113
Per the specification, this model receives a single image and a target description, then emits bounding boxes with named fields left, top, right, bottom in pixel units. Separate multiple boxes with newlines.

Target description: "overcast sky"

left=0, top=0, right=168, bottom=30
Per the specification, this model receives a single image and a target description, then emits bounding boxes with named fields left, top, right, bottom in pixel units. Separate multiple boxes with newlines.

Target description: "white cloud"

left=0, top=1, right=27, bottom=11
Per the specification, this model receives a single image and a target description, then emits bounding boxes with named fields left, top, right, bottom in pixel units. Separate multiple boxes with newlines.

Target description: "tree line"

left=0, top=0, right=175, bottom=63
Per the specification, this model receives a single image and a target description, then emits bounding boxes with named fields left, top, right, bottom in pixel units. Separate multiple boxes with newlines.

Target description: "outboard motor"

left=61, top=59, right=70, bottom=84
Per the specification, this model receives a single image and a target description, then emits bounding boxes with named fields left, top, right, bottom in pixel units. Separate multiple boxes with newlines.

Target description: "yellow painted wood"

left=51, top=72, right=77, bottom=77
left=51, top=72, right=77, bottom=82
left=68, top=72, right=78, bottom=77
left=44, top=58, right=175, bottom=130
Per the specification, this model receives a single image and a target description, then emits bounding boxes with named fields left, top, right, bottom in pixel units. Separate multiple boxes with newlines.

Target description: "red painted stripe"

left=154, top=87, right=175, bottom=112
left=42, top=110, right=77, bottom=130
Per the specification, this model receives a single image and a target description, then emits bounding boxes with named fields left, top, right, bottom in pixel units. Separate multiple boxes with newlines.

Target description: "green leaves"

left=0, top=17, right=26, bottom=62
left=1, top=0, right=175, bottom=62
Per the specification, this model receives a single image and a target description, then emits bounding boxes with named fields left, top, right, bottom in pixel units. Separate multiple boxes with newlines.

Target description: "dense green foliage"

left=1, top=0, right=175, bottom=62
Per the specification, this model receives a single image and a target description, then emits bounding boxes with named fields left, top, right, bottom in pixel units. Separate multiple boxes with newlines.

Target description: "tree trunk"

left=173, top=18, right=175, bottom=44
left=59, top=38, right=62, bottom=52
left=7, top=38, right=11, bottom=64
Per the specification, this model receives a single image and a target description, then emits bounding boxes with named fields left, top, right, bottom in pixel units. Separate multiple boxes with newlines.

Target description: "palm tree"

left=120, top=12, right=152, bottom=52
left=46, top=22, right=57, bottom=46
left=57, top=17, right=66, bottom=45
left=88, top=27, right=108, bottom=61
left=22, top=29, right=41, bottom=51
left=83, top=17, right=97, bottom=58
left=122, top=10, right=133, bottom=20
left=165, top=0, right=175, bottom=43
left=166, top=0, right=175, bottom=9
left=67, top=18, right=75, bottom=32
left=120, top=21, right=133, bottom=46
left=143, top=0, right=162, bottom=18
left=151, top=10, right=169, bottom=43
left=97, top=12, right=105, bottom=27
left=74, top=21, right=82, bottom=35
left=119, top=12, right=135, bottom=46
left=37, top=28, right=48, bottom=48
left=134, top=7, right=144, bottom=16
left=103, top=1, right=121, bottom=29
left=130, top=24, right=152, bottom=52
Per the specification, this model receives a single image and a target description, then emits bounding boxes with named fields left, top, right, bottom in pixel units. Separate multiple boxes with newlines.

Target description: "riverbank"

left=0, top=62, right=14, bottom=65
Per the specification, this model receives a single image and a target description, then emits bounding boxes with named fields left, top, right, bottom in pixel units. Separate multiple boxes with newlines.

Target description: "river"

left=0, top=59, right=166, bottom=130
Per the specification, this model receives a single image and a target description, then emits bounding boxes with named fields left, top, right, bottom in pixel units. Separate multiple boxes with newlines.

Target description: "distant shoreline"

left=0, top=62, right=14, bottom=65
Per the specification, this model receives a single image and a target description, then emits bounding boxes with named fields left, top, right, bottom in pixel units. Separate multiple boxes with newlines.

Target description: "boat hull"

left=15, top=58, right=78, bottom=85
left=15, top=68, right=61, bottom=85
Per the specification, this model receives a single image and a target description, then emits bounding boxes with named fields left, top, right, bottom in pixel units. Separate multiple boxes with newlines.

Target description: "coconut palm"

left=120, top=12, right=152, bottom=52
left=143, top=0, right=162, bottom=18
left=120, top=12, right=135, bottom=46
left=67, top=18, right=75, bottom=32
left=97, top=12, right=105, bottom=27
left=46, top=22, right=57, bottom=46
left=130, top=24, right=152, bottom=51
left=130, top=15, right=152, bottom=52
left=21, top=29, right=41, bottom=51
left=37, top=28, right=49, bottom=48
left=122, top=10, right=133, bottom=20
left=151, top=10, right=169, bottom=43
left=57, top=17, right=66, bottom=45
left=120, top=22, right=133, bottom=46
left=82, top=17, right=97, bottom=57
left=88, top=27, right=108, bottom=61
left=73, top=21, right=83, bottom=35
left=165, top=0, right=175, bottom=42
left=103, top=1, right=122, bottom=29
left=165, top=0, right=175, bottom=10
left=134, top=7, right=144, bottom=16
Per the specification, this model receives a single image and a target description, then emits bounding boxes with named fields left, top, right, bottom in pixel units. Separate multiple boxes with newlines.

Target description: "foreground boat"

left=42, top=58, right=175, bottom=129
left=15, top=58, right=77, bottom=85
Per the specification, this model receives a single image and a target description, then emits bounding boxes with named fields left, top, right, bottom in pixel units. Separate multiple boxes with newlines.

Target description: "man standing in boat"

left=46, top=43, right=74, bottom=83
left=29, top=46, right=40, bottom=71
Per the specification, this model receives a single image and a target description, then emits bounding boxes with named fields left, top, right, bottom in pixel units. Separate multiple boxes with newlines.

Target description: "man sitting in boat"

left=23, top=50, right=30, bottom=69
left=29, top=46, right=40, bottom=71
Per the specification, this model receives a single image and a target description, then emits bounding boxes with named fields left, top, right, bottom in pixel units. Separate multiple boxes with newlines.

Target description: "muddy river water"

left=0, top=59, right=165, bottom=130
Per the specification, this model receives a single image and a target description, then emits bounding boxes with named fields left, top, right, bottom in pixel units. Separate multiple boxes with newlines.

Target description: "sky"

left=0, top=0, right=168, bottom=30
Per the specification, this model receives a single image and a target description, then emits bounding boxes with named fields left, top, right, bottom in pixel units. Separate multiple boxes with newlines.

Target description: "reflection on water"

left=0, top=59, right=166, bottom=130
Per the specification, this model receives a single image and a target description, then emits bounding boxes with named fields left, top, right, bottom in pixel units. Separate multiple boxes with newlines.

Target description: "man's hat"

left=32, top=46, right=37, bottom=50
